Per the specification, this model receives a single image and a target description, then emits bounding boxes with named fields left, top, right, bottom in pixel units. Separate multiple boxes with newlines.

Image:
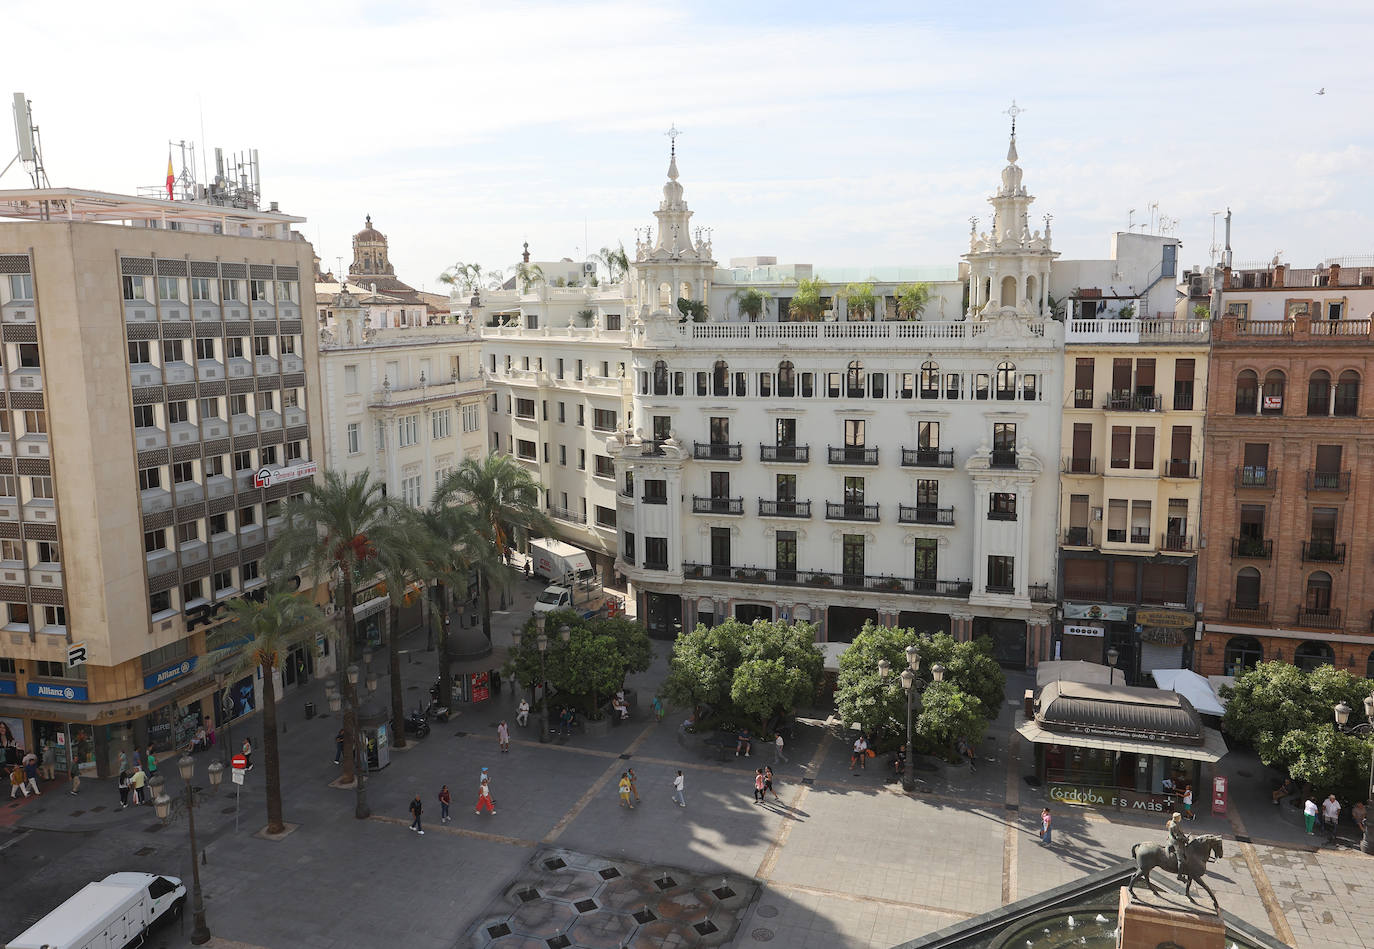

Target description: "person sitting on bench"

left=1271, top=777, right=1297, bottom=806
left=611, top=694, right=629, bottom=720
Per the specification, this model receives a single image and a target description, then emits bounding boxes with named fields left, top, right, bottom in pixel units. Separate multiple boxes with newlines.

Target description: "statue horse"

left=1129, top=834, right=1224, bottom=911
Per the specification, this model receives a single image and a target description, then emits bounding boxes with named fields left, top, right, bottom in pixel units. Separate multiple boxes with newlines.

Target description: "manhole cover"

left=134, top=847, right=156, bottom=857
left=752, top=928, right=776, bottom=942
left=633, top=909, right=656, bottom=924
left=517, top=888, right=540, bottom=903
left=546, top=936, right=571, bottom=949
left=654, top=876, right=677, bottom=890
left=712, top=886, right=736, bottom=900
left=693, top=920, right=720, bottom=936
left=487, top=923, right=512, bottom=938
left=574, top=899, right=597, bottom=913
left=756, top=905, right=779, bottom=919
left=598, top=867, right=621, bottom=880
left=544, top=857, right=567, bottom=871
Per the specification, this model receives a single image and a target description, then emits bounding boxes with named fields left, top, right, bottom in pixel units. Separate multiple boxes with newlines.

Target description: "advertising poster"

left=0, top=716, right=25, bottom=764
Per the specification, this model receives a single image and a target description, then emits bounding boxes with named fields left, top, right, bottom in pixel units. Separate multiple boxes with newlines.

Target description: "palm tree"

left=374, top=505, right=428, bottom=749
left=732, top=287, right=771, bottom=322
left=789, top=276, right=826, bottom=321
left=438, top=261, right=484, bottom=296
left=842, top=282, right=877, bottom=321
left=896, top=282, right=932, bottom=321
left=267, top=471, right=402, bottom=817
left=594, top=243, right=630, bottom=284
left=514, top=262, right=545, bottom=293
left=222, top=588, right=332, bottom=835
left=434, top=455, right=555, bottom=644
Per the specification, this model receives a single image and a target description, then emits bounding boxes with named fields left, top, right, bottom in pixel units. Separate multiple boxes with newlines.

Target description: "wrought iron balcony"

left=1162, top=459, right=1198, bottom=479
left=1063, top=526, right=1094, bottom=547
left=1226, top=600, right=1269, bottom=623
left=828, top=445, right=879, bottom=465
left=693, top=442, right=742, bottom=461
left=1230, top=537, right=1272, bottom=560
left=758, top=499, right=811, bottom=518
left=901, top=448, right=954, bottom=469
left=681, top=562, right=971, bottom=598
left=1295, top=606, right=1342, bottom=630
left=825, top=501, right=879, bottom=522
left=691, top=496, right=743, bottom=515
left=1029, top=583, right=1054, bottom=603
left=1301, top=541, right=1346, bottom=564
left=985, top=582, right=1015, bottom=594
left=1306, top=470, right=1350, bottom=493
left=990, top=449, right=1018, bottom=469
left=897, top=504, right=954, bottom=525
left=1105, top=393, right=1163, bottom=412
left=1073, top=388, right=1094, bottom=409
left=550, top=506, right=586, bottom=525
left=760, top=444, right=810, bottom=463
left=987, top=509, right=1017, bottom=522
left=640, top=493, right=668, bottom=505
left=1235, top=466, right=1278, bottom=490
left=1160, top=533, right=1195, bottom=553
left=1063, top=456, right=1097, bottom=474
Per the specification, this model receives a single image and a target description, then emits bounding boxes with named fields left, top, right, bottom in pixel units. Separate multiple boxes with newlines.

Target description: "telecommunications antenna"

left=2, top=93, right=50, bottom=187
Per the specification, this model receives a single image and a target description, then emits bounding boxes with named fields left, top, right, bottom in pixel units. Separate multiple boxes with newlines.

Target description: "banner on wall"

left=1062, top=603, right=1129, bottom=622
left=0, top=716, right=25, bottom=763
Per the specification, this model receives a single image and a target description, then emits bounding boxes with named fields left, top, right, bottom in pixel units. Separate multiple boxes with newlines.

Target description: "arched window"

left=658, top=283, right=672, bottom=308
left=996, top=361, right=1017, bottom=400
left=777, top=361, right=796, bottom=398
left=680, top=281, right=692, bottom=301
left=652, top=360, right=669, bottom=396
left=1000, top=275, right=1017, bottom=307
left=1304, top=570, right=1333, bottom=612
left=1335, top=370, right=1360, bottom=417
left=1234, top=567, right=1261, bottom=610
left=712, top=360, right=729, bottom=397
left=1223, top=635, right=1264, bottom=676
left=1294, top=640, right=1334, bottom=672
left=846, top=360, right=866, bottom=398
left=1261, top=370, right=1286, bottom=416
left=1235, top=370, right=1258, bottom=414
left=1306, top=370, right=1331, bottom=416
left=1026, top=274, right=1038, bottom=307
left=920, top=361, right=940, bottom=399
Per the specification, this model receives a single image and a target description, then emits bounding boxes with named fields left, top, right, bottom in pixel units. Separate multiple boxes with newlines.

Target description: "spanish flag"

left=165, top=153, right=175, bottom=201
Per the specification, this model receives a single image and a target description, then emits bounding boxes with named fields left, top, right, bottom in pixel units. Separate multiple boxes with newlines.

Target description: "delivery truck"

left=528, top=538, right=594, bottom=583
left=533, top=578, right=613, bottom=619
left=6, top=871, right=185, bottom=949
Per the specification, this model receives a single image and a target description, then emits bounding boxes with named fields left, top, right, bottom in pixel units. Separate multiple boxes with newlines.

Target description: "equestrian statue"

left=1128, top=811, right=1224, bottom=912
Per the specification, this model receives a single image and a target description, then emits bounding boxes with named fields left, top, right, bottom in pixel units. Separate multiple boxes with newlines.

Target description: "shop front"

left=1057, top=603, right=1129, bottom=665
left=1016, top=679, right=1227, bottom=813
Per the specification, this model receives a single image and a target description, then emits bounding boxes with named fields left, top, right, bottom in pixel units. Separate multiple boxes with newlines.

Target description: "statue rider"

left=1166, top=811, right=1190, bottom=882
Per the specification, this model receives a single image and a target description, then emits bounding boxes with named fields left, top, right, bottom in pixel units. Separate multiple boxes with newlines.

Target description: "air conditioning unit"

left=583, top=262, right=597, bottom=276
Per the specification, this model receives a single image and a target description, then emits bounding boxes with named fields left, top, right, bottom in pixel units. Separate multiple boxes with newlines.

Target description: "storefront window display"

left=215, top=675, right=255, bottom=727
left=32, top=721, right=95, bottom=774
left=148, top=701, right=203, bottom=753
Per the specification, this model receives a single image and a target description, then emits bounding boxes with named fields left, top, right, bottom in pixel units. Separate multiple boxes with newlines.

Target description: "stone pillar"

left=1116, top=887, right=1224, bottom=949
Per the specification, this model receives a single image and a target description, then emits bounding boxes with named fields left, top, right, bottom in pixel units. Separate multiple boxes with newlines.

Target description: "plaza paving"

left=0, top=572, right=1369, bottom=949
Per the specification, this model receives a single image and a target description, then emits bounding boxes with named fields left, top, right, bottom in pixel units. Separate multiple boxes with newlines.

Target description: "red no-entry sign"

left=231, top=754, right=248, bottom=770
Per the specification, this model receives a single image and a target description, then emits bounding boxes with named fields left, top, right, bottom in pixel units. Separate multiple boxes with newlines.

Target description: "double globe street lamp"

left=153, top=754, right=223, bottom=945
left=514, top=614, right=570, bottom=743
left=1333, top=691, right=1374, bottom=854
left=879, top=645, right=944, bottom=792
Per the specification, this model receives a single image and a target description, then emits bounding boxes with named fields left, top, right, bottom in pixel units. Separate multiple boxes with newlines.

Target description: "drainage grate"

left=752, top=928, right=776, bottom=942
left=712, top=886, right=736, bottom=900
left=654, top=876, right=677, bottom=890
left=632, top=909, right=656, bottom=924
left=618, top=753, right=631, bottom=759
left=1004, top=803, right=1020, bottom=812
left=756, top=905, right=779, bottom=919
left=517, top=888, right=540, bottom=903
left=801, top=778, right=814, bottom=785
left=486, top=923, right=512, bottom=938
left=598, top=867, right=621, bottom=880
left=543, top=857, right=567, bottom=871
left=574, top=899, right=597, bottom=913
left=134, top=847, right=157, bottom=857
left=693, top=920, right=720, bottom=936
left=546, top=936, right=571, bottom=949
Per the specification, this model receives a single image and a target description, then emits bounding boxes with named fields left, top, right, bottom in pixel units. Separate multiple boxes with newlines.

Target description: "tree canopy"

left=504, top=610, right=652, bottom=718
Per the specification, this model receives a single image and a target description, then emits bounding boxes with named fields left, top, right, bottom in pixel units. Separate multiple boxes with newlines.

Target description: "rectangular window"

left=209, top=512, right=229, bottom=536
left=194, top=336, right=217, bottom=360
left=183, top=579, right=204, bottom=605
left=576, top=359, right=584, bottom=381
left=776, top=473, right=797, bottom=502
left=595, top=505, right=617, bottom=528
left=138, top=467, right=161, bottom=491
left=7, top=603, right=31, bottom=629
left=644, top=537, right=668, bottom=569
left=172, top=461, right=194, bottom=483
left=261, top=445, right=277, bottom=466
left=643, top=479, right=667, bottom=503
left=122, top=275, right=147, bottom=301
left=234, top=450, right=252, bottom=472
left=278, top=336, right=296, bottom=355
left=432, top=409, right=452, bottom=439
left=917, top=478, right=939, bottom=508
left=22, top=410, right=46, bottom=435
left=167, top=401, right=188, bottom=424
left=229, top=393, right=247, bottom=415
left=1133, top=427, right=1155, bottom=470
left=989, top=492, right=1017, bottom=520
left=776, top=531, right=797, bottom=579
left=398, top=414, right=419, bottom=447
left=225, top=337, right=244, bottom=358
left=1107, top=499, right=1128, bottom=543
left=258, top=390, right=275, bottom=412
left=144, top=528, right=167, bottom=553
left=578, top=449, right=586, bottom=470
left=253, top=335, right=272, bottom=356
left=844, top=419, right=866, bottom=447
left=987, top=555, right=1014, bottom=592
left=133, top=404, right=155, bottom=429
left=43, top=605, right=65, bottom=628
left=17, top=343, right=39, bottom=368
left=344, top=365, right=359, bottom=395
left=286, top=441, right=302, bottom=462
left=515, top=398, right=535, bottom=419
left=918, top=421, right=939, bottom=450
left=709, top=417, right=730, bottom=444
left=914, top=538, right=938, bottom=581
left=1074, top=358, right=1095, bottom=407
left=8, top=274, right=33, bottom=300
left=191, top=277, right=213, bottom=301
left=249, top=279, right=269, bottom=302
left=577, top=405, right=585, bottom=427
left=346, top=422, right=361, bottom=454
left=594, top=455, right=614, bottom=477
left=35, top=541, right=58, bottom=563
left=205, top=455, right=224, bottom=477
left=1110, top=426, right=1131, bottom=468
left=128, top=340, right=151, bottom=364
left=28, top=476, right=52, bottom=499
left=1173, top=358, right=1195, bottom=410
left=593, top=408, right=617, bottom=432
left=516, top=439, right=537, bottom=460
left=842, top=534, right=865, bottom=582
left=157, top=276, right=182, bottom=301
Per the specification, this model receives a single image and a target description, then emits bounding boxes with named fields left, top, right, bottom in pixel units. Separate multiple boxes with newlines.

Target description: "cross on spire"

left=665, top=123, right=682, bottom=157
left=1003, top=100, right=1024, bottom=136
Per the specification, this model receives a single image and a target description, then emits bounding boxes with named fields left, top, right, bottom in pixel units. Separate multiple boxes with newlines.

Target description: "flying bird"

left=1316, top=87, right=1325, bottom=95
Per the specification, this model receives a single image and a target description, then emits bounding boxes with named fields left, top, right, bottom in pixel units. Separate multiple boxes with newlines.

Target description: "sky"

left=3, top=1, right=1372, bottom=289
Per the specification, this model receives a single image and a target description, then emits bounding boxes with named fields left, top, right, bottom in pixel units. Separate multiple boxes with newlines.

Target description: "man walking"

left=22, top=756, right=41, bottom=796
left=130, top=765, right=147, bottom=804
left=409, top=794, right=424, bottom=835
left=334, top=728, right=345, bottom=765
left=497, top=720, right=510, bottom=754
left=773, top=732, right=787, bottom=764
left=476, top=768, right=495, bottom=815
left=1322, top=793, right=1342, bottom=843
left=672, top=770, right=686, bottom=807
left=65, top=760, right=79, bottom=796
left=438, top=784, right=451, bottom=823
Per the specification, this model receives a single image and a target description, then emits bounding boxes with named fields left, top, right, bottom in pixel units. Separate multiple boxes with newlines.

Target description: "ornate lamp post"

left=892, top=646, right=944, bottom=793
left=1107, top=646, right=1120, bottom=685
left=346, top=662, right=369, bottom=818
left=154, top=755, right=223, bottom=944
left=518, top=616, right=572, bottom=743
left=1333, top=692, right=1374, bottom=854
left=220, top=691, right=234, bottom=768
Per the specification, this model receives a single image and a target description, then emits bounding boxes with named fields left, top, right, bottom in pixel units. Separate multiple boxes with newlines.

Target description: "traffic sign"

left=231, top=769, right=245, bottom=786
left=231, top=754, right=248, bottom=770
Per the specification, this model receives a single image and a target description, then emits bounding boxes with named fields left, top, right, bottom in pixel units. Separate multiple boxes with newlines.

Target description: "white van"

left=528, top=538, right=594, bottom=584
left=6, top=872, right=185, bottom=949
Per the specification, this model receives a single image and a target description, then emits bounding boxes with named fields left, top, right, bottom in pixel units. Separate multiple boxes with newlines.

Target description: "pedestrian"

left=956, top=736, right=977, bottom=773
left=409, top=793, right=424, bottom=834
left=8, top=765, right=27, bottom=799
left=1322, top=794, right=1342, bottom=843
left=517, top=699, right=530, bottom=727
left=438, top=784, right=452, bottom=823
left=618, top=772, right=634, bottom=809
left=652, top=695, right=664, bottom=722
left=1040, top=807, right=1052, bottom=845
left=773, top=732, right=787, bottom=764
left=497, top=720, right=510, bottom=754
left=334, top=728, right=345, bottom=765
left=524, top=559, right=531, bottom=579
left=145, top=748, right=157, bottom=777
left=130, top=766, right=147, bottom=804
left=1181, top=784, right=1194, bottom=820
left=559, top=707, right=572, bottom=738
left=672, top=770, right=686, bottom=807
left=1304, top=795, right=1319, bottom=835
left=241, top=737, right=253, bottom=772
left=850, top=735, right=868, bottom=772
left=117, top=770, right=130, bottom=809
left=735, top=727, right=752, bottom=757
left=40, top=742, right=56, bottom=781
left=764, top=766, right=780, bottom=801
left=753, top=768, right=765, bottom=803
left=66, top=760, right=79, bottom=796
left=23, top=756, right=41, bottom=796
left=627, top=768, right=640, bottom=804
left=475, top=768, right=495, bottom=815
left=117, top=749, right=128, bottom=777
left=1353, top=801, right=1368, bottom=837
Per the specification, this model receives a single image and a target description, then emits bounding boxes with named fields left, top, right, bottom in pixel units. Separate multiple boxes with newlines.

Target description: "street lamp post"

left=1333, top=691, right=1374, bottom=855
left=346, top=662, right=369, bottom=819
left=1106, top=646, right=1120, bottom=685
left=888, top=645, right=944, bottom=793
left=220, top=692, right=234, bottom=769
left=154, top=755, right=223, bottom=945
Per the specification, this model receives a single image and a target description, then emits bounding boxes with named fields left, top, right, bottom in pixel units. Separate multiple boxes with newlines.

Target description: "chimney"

left=1329, top=263, right=1341, bottom=286
left=1273, top=264, right=1286, bottom=288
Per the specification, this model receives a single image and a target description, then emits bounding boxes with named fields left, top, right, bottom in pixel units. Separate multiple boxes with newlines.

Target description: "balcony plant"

left=732, top=287, right=771, bottom=322
left=1192, top=303, right=1210, bottom=320
left=875, top=578, right=904, bottom=592
left=685, top=564, right=703, bottom=578
left=805, top=573, right=833, bottom=587
left=841, top=281, right=877, bottom=321
left=676, top=298, right=708, bottom=323
left=896, top=282, right=932, bottom=321
left=734, top=568, right=766, bottom=581
left=788, top=276, right=825, bottom=322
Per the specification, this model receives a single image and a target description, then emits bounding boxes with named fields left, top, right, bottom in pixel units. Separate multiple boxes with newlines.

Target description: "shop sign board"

left=27, top=682, right=89, bottom=701
left=1135, top=610, right=1194, bottom=628
left=0, top=679, right=15, bottom=696
left=1062, top=603, right=1129, bottom=621
left=1063, top=624, right=1104, bottom=638
left=253, top=461, right=318, bottom=489
left=1049, top=783, right=1171, bottom=812
left=143, top=656, right=199, bottom=691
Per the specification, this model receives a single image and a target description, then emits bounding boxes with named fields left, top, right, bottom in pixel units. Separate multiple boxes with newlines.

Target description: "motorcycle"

left=402, top=710, right=431, bottom=738
left=425, top=696, right=451, bottom=723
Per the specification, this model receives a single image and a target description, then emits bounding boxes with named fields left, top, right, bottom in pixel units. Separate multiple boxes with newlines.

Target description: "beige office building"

left=0, top=190, right=323, bottom=776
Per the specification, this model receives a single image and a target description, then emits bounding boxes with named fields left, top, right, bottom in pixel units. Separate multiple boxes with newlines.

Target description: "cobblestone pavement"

left=0, top=568, right=1368, bottom=948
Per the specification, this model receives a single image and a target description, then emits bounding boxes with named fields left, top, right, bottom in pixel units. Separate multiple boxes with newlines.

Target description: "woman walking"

left=438, top=784, right=452, bottom=823
left=753, top=769, right=766, bottom=803
left=118, top=770, right=131, bottom=809
left=241, top=737, right=254, bottom=772
left=618, top=772, right=634, bottom=809
left=475, top=769, right=495, bottom=815
left=1039, top=807, right=1052, bottom=845
left=763, top=766, right=780, bottom=801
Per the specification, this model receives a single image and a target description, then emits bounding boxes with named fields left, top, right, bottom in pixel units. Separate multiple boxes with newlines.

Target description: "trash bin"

left=304, top=702, right=316, bottom=720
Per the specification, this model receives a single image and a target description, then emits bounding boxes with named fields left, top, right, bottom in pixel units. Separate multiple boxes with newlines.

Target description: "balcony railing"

left=987, top=509, right=1017, bottom=522
left=1065, top=586, right=1108, bottom=602
left=1306, top=470, right=1350, bottom=493
left=1160, top=533, right=1195, bottom=553
left=986, top=582, right=1015, bottom=594
left=681, top=562, right=972, bottom=599
left=901, top=448, right=954, bottom=469
left=1063, top=456, right=1097, bottom=474
left=1173, top=391, right=1196, bottom=411
left=640, top=493, right=668, bottom=505
left=1230, top=537, right=1272, bottom=560
left=1226, top=600, right=1269, bottom=623
left=1073, top=389, right=1094, bottom=409
left=1235, top=466, right=1278, bottom=490
left=758, top=499, right=811, bottom=518
left=550, top=507, right=586, bottom=525
left=1105, top=393, right=1163, bottom=412
left=828, top=445, right=879, bottom=465
left=1295, top=606, right=1342, bottom=630
left=692, top=496, right=744, bottom=515
left=990, top=449, right=1018, bottom=469
left=897, top=504, right=954, bottom=525
left=1063, top=526, right=1094, bottom=547
left=1029, top=583, right=1054, bottom=603
left=760, top=444, right=810, bottom=463
left=693, top=442, right=742, bottom=461
left=825, top=501, right=879, bottom=522
left=1130, top=529, right=1151, bottom=544
left=1162, top=459, right=1198, bottom=479
left=1301, top=541, right=1346, bottom=564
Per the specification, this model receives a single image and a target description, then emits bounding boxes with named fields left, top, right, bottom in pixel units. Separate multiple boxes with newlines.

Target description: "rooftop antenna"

left=3, top=93, right=50, bottom=188
left=1127, top=208, right=1136, bottom=232
left=1208, top=210, right=1223, bottom=267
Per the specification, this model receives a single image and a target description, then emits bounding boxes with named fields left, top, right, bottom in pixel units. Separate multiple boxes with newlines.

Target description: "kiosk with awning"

left=1016, top=680, right=1227, bottom=812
